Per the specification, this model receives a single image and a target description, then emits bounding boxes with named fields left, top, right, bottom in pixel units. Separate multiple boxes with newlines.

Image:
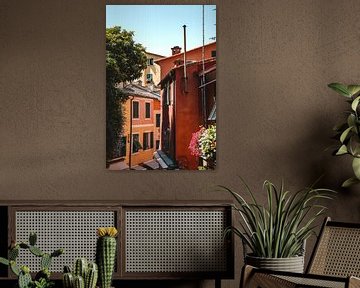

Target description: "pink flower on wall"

left=188, top=127, right=205, bottom=157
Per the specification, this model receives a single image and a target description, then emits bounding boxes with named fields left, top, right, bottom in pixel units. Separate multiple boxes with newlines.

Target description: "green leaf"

left=223, top=179, right=335, bottom=258
left=8, top=247, right=19, bottom=261
left=40, top=254, right=51, bottom=270
left=342, top=177, right=360, bottom=188
left=328, top=83, right=351, bottom=97
left=29, top=246, right=44, bottom=257
left=347, top=114, right=356, bottom=128
left=351, top=96, right=360, bottom=111
left=10, top=261, right=20, bottom=276
left=349, top=135, right=360, bottom=156
left=347, top=85, right=360, bottom=97
left=0, top=257, right=9, bottom=266
left=336, top=145, right=348, bottom=155
left=340, top=126, right=353, bottom=143
left=352, top=157, right=360, bottom=179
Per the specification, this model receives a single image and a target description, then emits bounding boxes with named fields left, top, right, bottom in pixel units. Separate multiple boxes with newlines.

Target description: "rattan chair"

left=241, top=217, right=360, bottom=288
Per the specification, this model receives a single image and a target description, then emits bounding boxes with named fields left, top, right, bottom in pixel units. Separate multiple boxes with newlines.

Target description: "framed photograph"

left=106, top=5, right=216, bottom=170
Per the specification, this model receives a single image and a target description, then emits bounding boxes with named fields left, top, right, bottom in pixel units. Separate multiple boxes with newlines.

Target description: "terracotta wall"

left=157, top=42, right=216, bottom=79
left=1, top=0, right=360, bottom=287
left=173, top=62, right=207, bottom=170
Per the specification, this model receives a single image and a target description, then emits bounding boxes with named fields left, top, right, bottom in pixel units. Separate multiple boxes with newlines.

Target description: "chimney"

left=171, top=46, right=182, bottom=55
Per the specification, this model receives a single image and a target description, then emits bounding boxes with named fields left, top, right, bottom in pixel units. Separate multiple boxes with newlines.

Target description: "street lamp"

left=128, top=95, right=134, bottom=170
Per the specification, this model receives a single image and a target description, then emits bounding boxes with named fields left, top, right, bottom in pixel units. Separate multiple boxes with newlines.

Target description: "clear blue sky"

left=106, top=5, right=216, bottom=57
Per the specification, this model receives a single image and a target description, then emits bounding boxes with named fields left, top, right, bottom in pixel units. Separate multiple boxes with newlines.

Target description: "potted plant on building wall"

left=189, top=125, right=216, bottom=169
left=328, top=82, right=360, bottom=187
left=221, top=179, right=334, bottom=273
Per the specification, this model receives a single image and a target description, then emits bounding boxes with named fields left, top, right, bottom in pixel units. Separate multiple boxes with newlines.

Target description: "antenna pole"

left=201, top=5, right=207, bottom=126
left=183, top=25, right=188, bottom=93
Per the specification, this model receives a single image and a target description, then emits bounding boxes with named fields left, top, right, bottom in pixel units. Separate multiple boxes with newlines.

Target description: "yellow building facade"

left=137, top=52, right=164, bottom=88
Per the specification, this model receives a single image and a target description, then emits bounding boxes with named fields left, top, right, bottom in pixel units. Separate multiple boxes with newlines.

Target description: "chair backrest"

left=307, top=217, right=360, bottom=277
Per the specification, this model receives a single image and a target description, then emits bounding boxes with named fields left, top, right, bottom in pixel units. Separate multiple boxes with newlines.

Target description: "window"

left=146, top=73, right=153, bottom=83
left=132, top=134, right=141, bottom=153
left=132, top=101, right=139, bottom=118
left=147, top=58, right=154, bottom=66
left=145, top=102, right=151, bottom=118
left=142, top=132, right=154, bottom=150
left=156, top=140, right=160, bottom=150
left=143, top=132, right=149, bottom=150
left=156, top=114, right=161, bottom=127
left=170, top=82, right=174, bottom=105
left=165, top=84, right=170, bottom=106
left=165, top=83, right=172, bottom=106
left=211, top=50, right=216, bottom=58
left=150, top=132, right=154, bottom=148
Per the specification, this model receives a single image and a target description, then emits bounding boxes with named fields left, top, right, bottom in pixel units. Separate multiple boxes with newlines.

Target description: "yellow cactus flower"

left=97, top=227, right=118, bottom=237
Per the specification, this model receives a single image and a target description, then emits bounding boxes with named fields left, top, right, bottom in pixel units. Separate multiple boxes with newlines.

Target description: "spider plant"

left=221, top=179, right=335, bottom=258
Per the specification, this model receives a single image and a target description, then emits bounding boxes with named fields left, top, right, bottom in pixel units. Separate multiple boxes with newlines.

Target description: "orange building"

left=109, top=84, right=161, bottom=170
left=156, top=42, right=216, bottom=80
left=158, top=57, right=216, bottom=170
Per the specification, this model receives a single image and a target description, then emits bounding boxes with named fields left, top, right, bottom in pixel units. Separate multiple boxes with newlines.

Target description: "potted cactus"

left=62, top=258, right=98, bottom=288
left=0, top=232, right=63, bottom=288
left=96, top=227, right=118, bottom=288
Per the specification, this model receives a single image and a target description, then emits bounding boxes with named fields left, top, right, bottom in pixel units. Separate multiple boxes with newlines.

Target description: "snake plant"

left=221, top=179, right=335, bottom=258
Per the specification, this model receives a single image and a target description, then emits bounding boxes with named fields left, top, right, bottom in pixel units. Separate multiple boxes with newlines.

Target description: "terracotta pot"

left=245, top=254, right=304, bottom=273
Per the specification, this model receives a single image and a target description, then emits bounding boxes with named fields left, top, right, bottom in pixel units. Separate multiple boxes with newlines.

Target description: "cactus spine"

left=18, top=269, right=32, bottom=288
left=75, top=258, right=88, bottom=279
left=74, top=275, right=85, bottom=288
left=63, top=260, right=98, bottom=288
left=63, top=272, right=74, bottom=288
left=96, top=227, right=118, bottom=288
left=40, top=253, right=52, bottom=270
left=85, top=262, right=98, bottom=288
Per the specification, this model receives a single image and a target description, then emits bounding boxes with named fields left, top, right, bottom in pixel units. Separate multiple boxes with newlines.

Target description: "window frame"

left=150, top=132, right=154, bottom=149
left=132, top=133, right=141, bottom=154
left=132, top=100, right=139, bottom=119
left=147, top=58, right=154, bottom=66
left=145, top=102, right=151, bottom=119
left=143, top=132, right=150, bottom=150
left=146, top=73, right=153, bottom=83
left=156, top=113, right=161, bottom=127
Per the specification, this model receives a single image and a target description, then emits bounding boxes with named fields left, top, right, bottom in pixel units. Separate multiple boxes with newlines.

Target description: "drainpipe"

left=201, top=5, right=207, bottom=126
left=183, top=25, right=188, bottom=93
left=128, top=95, right=134, bottom=169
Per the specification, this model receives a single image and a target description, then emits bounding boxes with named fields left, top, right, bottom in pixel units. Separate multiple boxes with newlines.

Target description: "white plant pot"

left=245, top=254, right=305, bottom=273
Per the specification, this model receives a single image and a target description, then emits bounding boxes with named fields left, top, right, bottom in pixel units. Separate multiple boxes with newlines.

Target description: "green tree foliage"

left=106, top=26, right=147, bottom=161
